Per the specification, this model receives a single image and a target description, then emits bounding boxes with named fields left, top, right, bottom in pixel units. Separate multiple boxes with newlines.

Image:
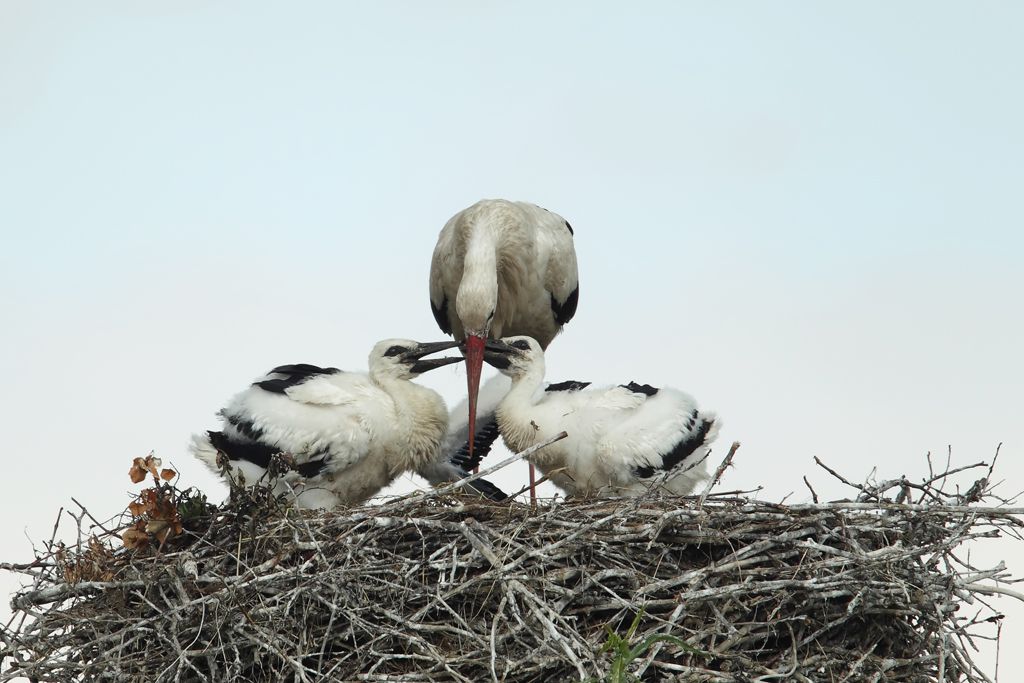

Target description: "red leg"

left=528, top=462, right=537, bottom=504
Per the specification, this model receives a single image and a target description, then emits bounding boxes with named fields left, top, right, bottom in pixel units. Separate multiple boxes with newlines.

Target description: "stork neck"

left=463, top=236, right=499, bottom=291
left=495, top=361, right=547, bottom=454
left=505, top=360, right=546, bottom=406
left=371, top=375, right=446, bottom=468
left=371, top=372, right=419, bottom=396
left=456, top=229, right=500, bottom=336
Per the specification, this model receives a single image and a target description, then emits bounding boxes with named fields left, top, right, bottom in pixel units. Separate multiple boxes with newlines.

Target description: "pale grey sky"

left=2, top=2, right=1022, bottom=677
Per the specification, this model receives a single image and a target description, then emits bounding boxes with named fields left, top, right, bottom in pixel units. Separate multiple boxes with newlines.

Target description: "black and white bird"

left=429, top=199, right=580, bottom=480
left=483, top=336, right=719, bottom=498
left=191, top=339, right=464, bottom=508
left=417, top=374, right=511, bottom=501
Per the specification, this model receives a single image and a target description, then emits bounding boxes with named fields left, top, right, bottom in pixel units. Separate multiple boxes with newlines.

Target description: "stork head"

left=481, top=336, right=545, bottom=379
left=369, top=339, right=463, bottom=380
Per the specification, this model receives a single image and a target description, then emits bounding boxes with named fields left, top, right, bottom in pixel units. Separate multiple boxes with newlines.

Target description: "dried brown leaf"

left=153, top=523, right=181, bottom=545
left=121, top=528, right=149, bottom=550
left=129, top=458, right=149, bottom=484
left=146, top=519, right=169, bottom=535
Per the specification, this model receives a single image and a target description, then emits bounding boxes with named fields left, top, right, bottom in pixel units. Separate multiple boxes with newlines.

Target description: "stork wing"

left=529, top=204, right=579, bottom=327
left=217, top=368, right=381, bottom=476
left=577, top=384, right=648, bottom=412
left=599, top=388, right=719, bottom=480
left=253, top=364, right=362, bottom=405
left=448, top=416, right=502, bottom=473
left=429, top=215, right=462, bottom=337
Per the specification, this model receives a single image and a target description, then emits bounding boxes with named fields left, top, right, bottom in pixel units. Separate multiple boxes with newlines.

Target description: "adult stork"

left=191, top=339, right=464, bottom=508
left=483, top=336, right=719, bottom=498
left=429, top=199, right=579, bottom=494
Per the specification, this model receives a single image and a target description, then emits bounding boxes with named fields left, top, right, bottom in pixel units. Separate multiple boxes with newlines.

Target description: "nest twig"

left=2, top=444, right=1022, bottom=682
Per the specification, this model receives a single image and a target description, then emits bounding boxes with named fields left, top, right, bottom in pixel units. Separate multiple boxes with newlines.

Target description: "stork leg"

left=528, top=462, right=537, bottom=504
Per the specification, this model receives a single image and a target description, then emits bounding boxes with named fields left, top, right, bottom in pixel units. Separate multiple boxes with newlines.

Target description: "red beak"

left=464, top=334, right=486, bottom=464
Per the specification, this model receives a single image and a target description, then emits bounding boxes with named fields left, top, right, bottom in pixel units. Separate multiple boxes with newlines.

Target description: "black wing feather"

left=450, top=416, right=501, bottom=472
left=254, top=364, right=340, bottom=394
left=208, top=430, right=275, bottom=470
left=268, top=363, right=339, bottom=377
left=545, top=380, right=591, bottom=393
left=633, top=412, right=715, bottom=479
left=431, top=296, right=453, bottom=335
left=620, top=381, right=659, bottom=397
left=550, top=285, right=579, bottom=326
left=465, top=477, right=509, bottom=501
left=208, top=430, right=328, bottom=478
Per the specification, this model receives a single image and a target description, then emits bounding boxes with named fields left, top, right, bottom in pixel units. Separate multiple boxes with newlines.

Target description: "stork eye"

left=384, top=345, right=407, bottom=357
left=511, top=340, right=531, bottom=351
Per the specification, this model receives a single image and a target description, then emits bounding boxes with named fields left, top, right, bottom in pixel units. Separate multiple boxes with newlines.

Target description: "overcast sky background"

left=2, top=2, right=1022, bottom=678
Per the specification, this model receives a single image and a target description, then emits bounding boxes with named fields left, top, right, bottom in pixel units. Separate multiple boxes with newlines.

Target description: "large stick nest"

left=2, top=446, right=1022, bottom=682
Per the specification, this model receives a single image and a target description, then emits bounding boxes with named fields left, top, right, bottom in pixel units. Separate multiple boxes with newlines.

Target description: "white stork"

left=190, top=339, right=463, bottom=508
left=429, top=199, right=579, bottom=492
left=483, top=336, right=720, bottom=498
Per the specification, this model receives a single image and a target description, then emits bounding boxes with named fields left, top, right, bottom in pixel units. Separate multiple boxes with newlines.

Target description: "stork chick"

left=191, top=339, right=463, bottom=508
left=429, top=199, right=579, bottom=482
left=483, top=336, right=719, bottom=498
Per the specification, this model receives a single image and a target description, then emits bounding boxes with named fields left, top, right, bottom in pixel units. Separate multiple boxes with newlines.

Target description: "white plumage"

left=429, top=199, right=580, bottom=474
left=483, top=336, right=720, bottom=498
left=190, top=339, right=462, bottom=508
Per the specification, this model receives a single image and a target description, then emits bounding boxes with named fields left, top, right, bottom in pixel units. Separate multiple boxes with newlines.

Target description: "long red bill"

left=464, top=334, right=486, bottom=465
